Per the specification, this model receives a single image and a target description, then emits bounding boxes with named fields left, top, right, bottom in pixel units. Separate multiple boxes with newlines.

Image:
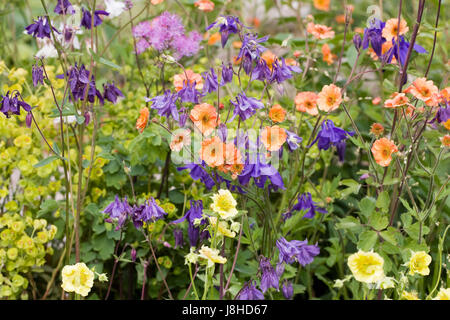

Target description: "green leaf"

left=335, top=216, right=361, bottom=231
left=89, top=48, right=121, bottom=70
left=339, top=179, right=361, bottom=197
left=33, top=155, right=60, bottom=168
left=380, top=228, right=397, bottom=245
left=404, top=222, right=429, bottom=241
left=369, top=211, right=389, bottom=231
left=357, top=230, right=378, bottom=251
left=376, top=191, right=390, bottom=212
left=359, top=197, right=376, bottom=218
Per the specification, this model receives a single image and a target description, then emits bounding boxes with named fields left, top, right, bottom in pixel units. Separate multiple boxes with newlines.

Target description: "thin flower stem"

left=224, top=215, right=244, bottom=296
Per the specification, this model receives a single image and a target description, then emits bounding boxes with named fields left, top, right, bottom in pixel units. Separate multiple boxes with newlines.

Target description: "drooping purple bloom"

left=229, top=93, right=264, bottom=121
left=284, top=192, right=327, bottom=220
left=362, top=19, right=385, bottom=57
left=276, top=237, right=320, bottom=266
left=103, top=195, right=132, bottom=230
left=0, top=91, right=31, bottom=118
left=238, top=151, right=285, bottom=191
left=282, top=281, right=293, bottom=299
left=177, top=81, right=202, bottom=104
left=54, top=0, right=75, bottom=15
left=172, top=200, right=207, bottom=247
left=103, top=82, right=124, bottom=104
left=259, top=256, right=279, bottom=293
left=25, top=16, right=58, bottom=39
left=131, top=247, right=137, bottom=262
left=237, top=33, right=269, bottom=64
left=275, top=263, right=285, bottom=278
left=285, top=130, right=303, bottom=152
left=353, top=34, right=362, bottom=51
left=251, top=59, right=271, bottom=82
left=148, top=90, right=179, bottom=121
left=218, top=123, right=228, bottom=142
left=59, top=63, right=103, bottom=104
left=32, top=64, right=44, bottom=87
left=206, top=16, right=242, bottom=48
left=177, top=162, right=215, bottom=190
left=220, top=63, right=233, bottom=85
left=202, top=68, right=219, bottom=94
left=236, top=281, right=265, bottom=300
left=435, top=106, right=450, bottom=124
left=269, top=58, right=301, bottom=84
left=173, top=229, right=184, bottom=249
left=80, top=8, right=109, bottom=29
left=308, top=120, right=355, bottom=162
left=131, top=198, right=167, bottom=229
left=385, top=36, right=427, bottom=66
left=26, top=112, right=33, bottom=128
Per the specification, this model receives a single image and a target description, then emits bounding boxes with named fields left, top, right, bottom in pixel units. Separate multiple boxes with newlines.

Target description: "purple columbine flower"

left=251, top=59, right=271, bottom=82
left=284, top=192, right=327, bottom=220
left=80, top=7, right=109, bottom=29
left=59, top=63, right=103, bottom=104
left=0, top=91, right=31, bottom=118
left=386, top=36, right=427, bottom=66
left=173, top=229, right=184, bottom=249
left=353, top=34, right=362, bottom=51
left=282, top=280, right=293, bottom=299
left=130, top=247, right=137, bottom=262
left=285, top=130, right=303, bottom=152
left=259, top=256, right=279, bottom=293
left=177, top=162, right=215, bottom=190
left=25, top=16, right=58, bottom=39
left=362, top=19, right=385, bottom=58
left=220, top=63, right=233, bottom=86
left=218, top=123, right=228, bottom=142
left=177, top=81, right=202, bottom=104
left=238, top=152, right=285, bottom=191
left=103, top=195, right=132, bottom=230
left=308, top=120, right=355, bottom=162
left=206, top=16, right=242, bottom=48
left=276, top=263, right=285, bottom=278
left=26, top=112, right=33, bottom=128
left=236, top=281, right=265, bottom=300
left=270, top=58, right=301, bottom=84
left=435, top=106, right=450, bottom=124
left=237, top=33, right=269, bottom=64
left=202, top=68, right=219, bottom=94
left=276, top=237, right=320, bottom=266
left=103, top=82, right=124, bottom=104
left=54, top=0, right=75, bottom=15
left=230, top=93, right=264, bottom=121
left=148, top=90, right=179, bottom=121
left=32, top=64, right=45, bottom=87
left=172, top=200, right=208, bottom=247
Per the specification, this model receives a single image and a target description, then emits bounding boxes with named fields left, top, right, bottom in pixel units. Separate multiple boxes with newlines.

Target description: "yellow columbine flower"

left=408, top=251, right=432, bottom=276
left=433, top=288, right=450, bottom=300
left=198, top=245, right=227, bottom=267
left=208, top=217, right=236, bottom=238
left=347, top=250, right=385, bottom=283
left=401, top=291, right=420, bottom=300
left=210, top=189, right=238, bottom=220
left=61, top=262, right=95, bottom=297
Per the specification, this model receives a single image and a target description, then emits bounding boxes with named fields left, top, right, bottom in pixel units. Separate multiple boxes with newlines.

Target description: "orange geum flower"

left=293, top=50, right=302, bottom=58
left=218, top=143, right=244, bottom=177
left=321, top=43, right=337, bottom=65
left=404, top=77, right=440, bottom=106
left=441, top=135, right=450, bottom=147
left=295, top=91, right=319, bottom=116
left=372, top=97, right=382, bottom=105
left=371, top=138, right=398, bottom=167
left=232, top=41, right=242, bottom=49
left=190, top=103, right=220, bottom=136
left=170, top=129, right=191, bottom=152
left=136, top=107, right=150, bottom=133
left=194, top=0, right=214, bottom=12
left=306, top=22, right=335, bottom=40
left=173, top=69, right=203, bottom=92
left=444, top=119, right=450, bottom=131
left=261, top=50, right=278, bottom=70
left=269, top=104, right=287, bottom=123
left=151, top=0, right=164, bottom=4
left=200, top=136, right=225, bottom=168
left=382, top=18, right=409, bottom=42
left=285, top=58, right=299, bottom=67
left=207, top=32, right=221, bottom=45
left=370, top=123, right=384, bottom=137
left=261, top=126, right=287, bottom=152
left=317, top=84, right=342, bottom=112
left=384, top=92, right=410, bottom=109
left=313, top=0, right=330, bottom=11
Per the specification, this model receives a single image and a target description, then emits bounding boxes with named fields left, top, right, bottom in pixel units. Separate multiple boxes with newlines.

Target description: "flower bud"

left=353, top=34, right=362, bottom=51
